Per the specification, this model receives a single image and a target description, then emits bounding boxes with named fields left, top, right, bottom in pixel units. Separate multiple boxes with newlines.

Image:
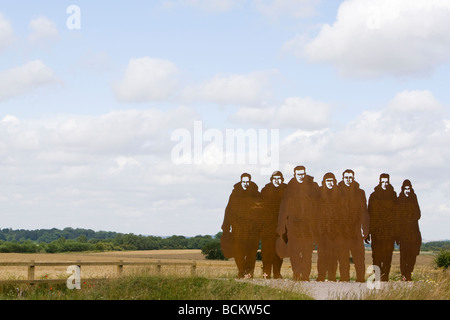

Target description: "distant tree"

left=187, top=235, right=213, bottom=249
left=435, top=250, right=450, bottom=269
left=77, top=235, right=87, bottom=243
left=0, top=228, right=233, bottom=253
left=164, top=235, right=188, bottom=249
left=201, top=241, right=227, bottom=260
left=422, top=241, right=450, bottom=251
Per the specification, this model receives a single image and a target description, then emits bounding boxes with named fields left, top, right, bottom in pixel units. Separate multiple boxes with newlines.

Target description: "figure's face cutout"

left=404, top=185, right=411, bottom=197
left=272, top=176, right=283, bottom=187
left=343, top=173, right=354, bottom=186
left=295, top=169, right=306, bottom=183
left=325, top=178, right=334, bottom=189
left=241, top=177, right=250, bottom=190
left=380, top=177, right=389, bottom=190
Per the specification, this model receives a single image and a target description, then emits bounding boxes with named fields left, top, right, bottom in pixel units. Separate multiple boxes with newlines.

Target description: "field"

left=0, top=250, right=447, bottom=300
left=0, top=249, right=438, bottom=280
left=0, top=249, right=235, bottom=280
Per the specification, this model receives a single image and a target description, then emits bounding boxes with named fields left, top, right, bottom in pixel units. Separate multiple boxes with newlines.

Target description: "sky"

left=0, top=0, right=449, bottom=240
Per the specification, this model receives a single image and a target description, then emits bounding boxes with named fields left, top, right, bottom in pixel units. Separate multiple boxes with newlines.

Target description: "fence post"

left=191, top=261, right=196, bottom=276
left=28, top=260, right=35, bottom=283
left=117, top=260, right=123, bottom=276
left=77, top=260, right=81, bottom=275
left=157, top=260, right=162, bottom=275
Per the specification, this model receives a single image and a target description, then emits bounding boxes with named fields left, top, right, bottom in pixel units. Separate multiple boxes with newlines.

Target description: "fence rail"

left=0, top=260, right=197, bottom=285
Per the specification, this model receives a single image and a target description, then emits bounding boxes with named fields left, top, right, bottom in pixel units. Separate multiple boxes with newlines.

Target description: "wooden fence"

left=0, top=260, right=197, bottom=285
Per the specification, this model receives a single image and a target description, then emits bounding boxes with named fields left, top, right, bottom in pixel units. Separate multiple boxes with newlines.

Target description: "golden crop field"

left=0, top=250, right=438, bottom=282
left=0, top=250, right=447, bottom=300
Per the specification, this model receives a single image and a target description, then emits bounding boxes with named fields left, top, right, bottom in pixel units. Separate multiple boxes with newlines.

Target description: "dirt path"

left=237, top=278, right=402, bottom=300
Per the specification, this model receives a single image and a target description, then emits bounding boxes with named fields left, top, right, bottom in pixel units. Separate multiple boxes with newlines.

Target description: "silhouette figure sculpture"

left=221, top=167, right=423, bottom=282
left=368, top=173, right=397, bottom=281
left=316, top=172, right=339, bottom=281
left=277, top=166, right=320, bottom=281
left=396, top=180, right=422, bottom=281
left=221, top=173, right=262, bottom=278
left=336, top=169, right=369, bottom=282
left=260, top=171, right=286, bottom=279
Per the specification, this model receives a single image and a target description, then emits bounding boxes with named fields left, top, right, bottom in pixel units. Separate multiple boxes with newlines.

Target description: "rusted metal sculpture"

left=221, top=168, right=421, bottom=282
left=221, top=173, right=262, bottom=278
left=260, top=171, right=286, bottom=279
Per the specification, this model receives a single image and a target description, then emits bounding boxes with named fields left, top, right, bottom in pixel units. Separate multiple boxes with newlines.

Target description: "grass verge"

left=361, top=270, right=450, bottom=300
left=0, top=275, right=312, bottom=300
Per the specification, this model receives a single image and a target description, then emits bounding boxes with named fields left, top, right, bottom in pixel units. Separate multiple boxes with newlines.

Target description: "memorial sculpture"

left=316, top=172, right=339, bottom=281
left=260, top=171, right=287, bottom=279
left=221, top=173, right=262, bottom=278
left=277, top=166, right=320, bottom=281
left=368, top=173, right=397, bottom=281
left=396, top=180, right=422, bottom=281
left=335, top=169, right=370, bottom=283
left=221, top=167, right=422, bottom=282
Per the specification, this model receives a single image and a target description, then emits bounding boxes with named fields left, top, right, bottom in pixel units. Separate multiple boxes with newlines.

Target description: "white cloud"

left=280, top=128, right=331, bottom=171
left=0, top=91, right=448, bottom=238
left=0, top=12, right=14, bottom=51
left=115, top=59, right=277, bottom=106
left=45, top=107, right=197, bottom=155
left=0, top=60, right=60, bottom=102
left=272, top=90, right=450, bottom=241
left=28, top=16, right=60, bottom=45
left=332, top=90, right=446, bottom=154
left=0, top=107, right=199, bottom=177
left=333, top=110, right=419, bottom=154
left=162, top=0, right=236, bottom=12
left=269, top=90, right=450, bottom=189
left=0, top=115, right=40, bottom=152
left=181, top=70, right=276, bottom=105
left=0, top=107, right=208, bottom=234
left=387, top=90, right=445, bottom=113
left=114, top=57, right=180, bottom=102
left=288, top=0, right=450, bottom=78
left=162, top=0, right=321, bottom=17
left=108, top=156, right=142, bottom=176
left=232, top=96, right=331, bottom=129
left=253, top=0, right=321, bottom=19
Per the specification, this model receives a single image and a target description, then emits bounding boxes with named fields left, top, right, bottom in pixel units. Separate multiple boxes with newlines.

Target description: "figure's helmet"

left=270, top=171, right=284, bottom=183
left=322, top=172, right=337, bottom=185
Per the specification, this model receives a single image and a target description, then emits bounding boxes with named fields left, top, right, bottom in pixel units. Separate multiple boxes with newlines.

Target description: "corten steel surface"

left=221, top=167, right=421, bottom=282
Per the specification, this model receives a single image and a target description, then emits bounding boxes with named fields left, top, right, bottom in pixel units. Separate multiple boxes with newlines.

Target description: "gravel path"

left=237, top=279, right=390, bottom=300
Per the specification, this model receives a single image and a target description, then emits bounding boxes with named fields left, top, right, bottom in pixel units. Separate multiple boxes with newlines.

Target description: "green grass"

left=361, top=269, right=450, bottom=300
left=0, top=275, right=312, bottom=300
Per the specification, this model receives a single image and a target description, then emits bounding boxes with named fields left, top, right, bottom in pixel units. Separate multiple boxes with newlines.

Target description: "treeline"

left=0, top=228, right=119, bottom=243
left=0, top=227, right=448, bottom=255
left=421, top=241, right=450, bottom=251
left=0, top=228, right=220, bottom=254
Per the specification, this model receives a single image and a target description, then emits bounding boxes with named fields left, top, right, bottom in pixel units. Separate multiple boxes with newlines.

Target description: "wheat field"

left=0, top=250, right=447, bottom=300
left=0, top=250, right=438, bottom=281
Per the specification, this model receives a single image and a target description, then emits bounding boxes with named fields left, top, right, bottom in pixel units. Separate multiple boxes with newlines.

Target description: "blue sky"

left=0, top=0, right=449, bottom=240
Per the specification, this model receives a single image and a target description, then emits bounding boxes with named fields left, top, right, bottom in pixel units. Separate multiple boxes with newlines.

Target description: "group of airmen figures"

left=221, top=166, right=422, bottom=282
